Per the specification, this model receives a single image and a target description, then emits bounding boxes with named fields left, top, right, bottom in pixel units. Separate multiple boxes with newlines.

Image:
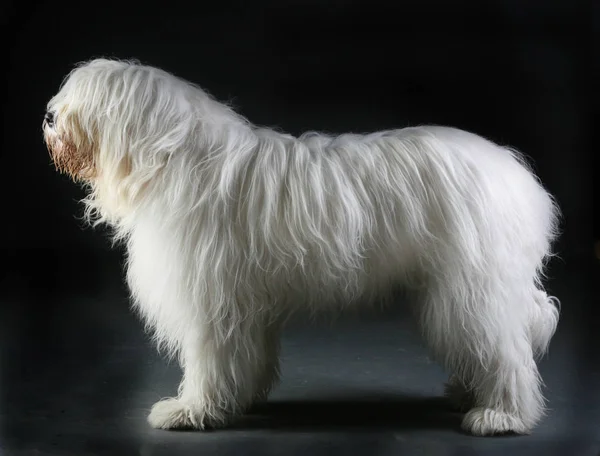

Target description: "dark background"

left=1, top=0, right=596, bottom=455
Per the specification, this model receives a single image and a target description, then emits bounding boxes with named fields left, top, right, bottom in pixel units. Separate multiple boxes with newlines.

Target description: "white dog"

left=43, top=58, right=560, bottom=436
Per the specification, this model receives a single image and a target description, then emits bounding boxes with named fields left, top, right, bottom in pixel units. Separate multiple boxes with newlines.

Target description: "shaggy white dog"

left=43, top=58, right=560, bottom=436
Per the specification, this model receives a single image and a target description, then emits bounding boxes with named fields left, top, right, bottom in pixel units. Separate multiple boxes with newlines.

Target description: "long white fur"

left=44, top=58, right=560, bottom=436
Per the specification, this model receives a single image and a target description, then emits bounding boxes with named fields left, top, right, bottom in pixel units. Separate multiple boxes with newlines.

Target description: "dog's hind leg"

left=444, top=286, right=558, bottom=414
left=418, top=278, right=546, bottom=436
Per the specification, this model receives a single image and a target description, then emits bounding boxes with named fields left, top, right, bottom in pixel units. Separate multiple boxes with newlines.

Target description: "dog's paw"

left=461, top=407, right=530, bottom=436
left=444, top=377, right=475, bottom=412
left=148, top=398, right=200, bottom=430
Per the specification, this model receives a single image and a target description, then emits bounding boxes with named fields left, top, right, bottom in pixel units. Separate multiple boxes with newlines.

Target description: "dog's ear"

left=49, top=110, right=97, bottom=182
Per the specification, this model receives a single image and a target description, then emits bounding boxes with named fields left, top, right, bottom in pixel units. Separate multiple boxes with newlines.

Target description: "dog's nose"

left=45, top=112, right=54, bottom=125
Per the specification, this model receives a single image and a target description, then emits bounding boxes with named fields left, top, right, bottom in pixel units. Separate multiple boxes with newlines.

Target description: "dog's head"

left=44, top=58, right=250, bottom=225
left=42, top=59, right=175, bottom=182
left=43, top=58, right=201, bottom=222
left=45, top=59, right=129, bottom=182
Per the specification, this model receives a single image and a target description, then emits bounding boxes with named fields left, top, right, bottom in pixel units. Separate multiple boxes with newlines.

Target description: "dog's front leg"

left=148, top=319, right=272, bottom=430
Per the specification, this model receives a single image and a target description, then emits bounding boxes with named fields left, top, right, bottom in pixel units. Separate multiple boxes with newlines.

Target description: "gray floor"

left=0, top=250, right=598, bottom=455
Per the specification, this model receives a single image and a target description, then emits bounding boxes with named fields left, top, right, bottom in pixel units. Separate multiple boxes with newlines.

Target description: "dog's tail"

left=529, top=289, right=560, bottom=358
